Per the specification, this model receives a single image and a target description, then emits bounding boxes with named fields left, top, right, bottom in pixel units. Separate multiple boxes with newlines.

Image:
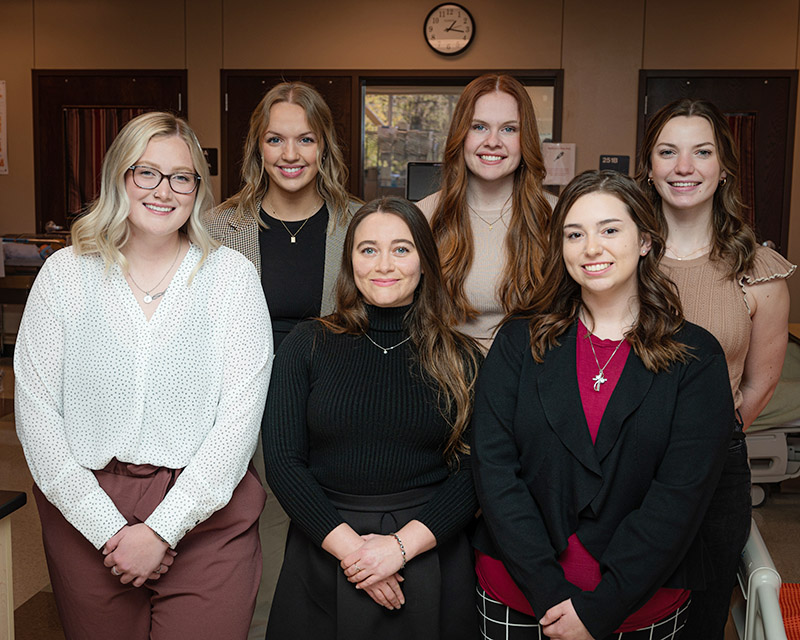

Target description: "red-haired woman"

left=417, top=74, right=555, bottom=351
left=637, top=98, right=795, bottom=640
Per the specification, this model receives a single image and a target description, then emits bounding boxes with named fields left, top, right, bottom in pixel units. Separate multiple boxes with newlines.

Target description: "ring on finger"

left=111, top=566, right=121, bottom=576
left=154, top=565, right=162, bottom=574
left=354, top=565, right=361, bottom=572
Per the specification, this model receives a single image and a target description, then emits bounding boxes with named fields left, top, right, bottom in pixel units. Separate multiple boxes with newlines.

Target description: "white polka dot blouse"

left=14, top=244, right=273, bottom=549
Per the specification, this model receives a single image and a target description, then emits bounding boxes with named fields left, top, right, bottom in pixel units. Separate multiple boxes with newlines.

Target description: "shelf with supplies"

left=0, top=233, right=70, bottom=354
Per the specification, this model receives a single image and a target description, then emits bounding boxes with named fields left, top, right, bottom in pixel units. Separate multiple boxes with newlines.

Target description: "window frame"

left=221, top=69, right=563, bottom=201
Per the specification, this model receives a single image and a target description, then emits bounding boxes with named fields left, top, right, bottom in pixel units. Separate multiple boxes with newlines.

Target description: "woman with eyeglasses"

left=205, top=81, right=360, bottom=634
left=15, top=111, right=272, bottom=639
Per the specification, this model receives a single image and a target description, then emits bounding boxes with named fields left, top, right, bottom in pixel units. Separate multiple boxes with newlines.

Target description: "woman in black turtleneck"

left=263, top=196, right=482, bottom=640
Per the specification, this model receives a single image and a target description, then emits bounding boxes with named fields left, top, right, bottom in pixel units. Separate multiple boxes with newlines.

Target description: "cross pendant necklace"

left=587, top=333, right=624, bottom=392
left=591, top=370, right=607, bottom=392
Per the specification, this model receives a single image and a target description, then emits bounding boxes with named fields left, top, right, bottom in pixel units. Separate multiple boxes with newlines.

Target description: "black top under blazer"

left=471, top=318, right=734, bottom=639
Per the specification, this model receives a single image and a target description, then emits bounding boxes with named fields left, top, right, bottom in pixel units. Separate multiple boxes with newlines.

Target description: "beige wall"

left=1, top=0, right=799, bottom=318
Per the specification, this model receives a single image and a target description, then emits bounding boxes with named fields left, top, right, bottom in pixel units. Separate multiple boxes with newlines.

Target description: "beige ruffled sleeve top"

left=661, top=246, right=795, bottom=409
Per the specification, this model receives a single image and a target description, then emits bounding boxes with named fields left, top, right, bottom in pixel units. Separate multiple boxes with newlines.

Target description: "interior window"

left=362, top=84, right=556, bottom=201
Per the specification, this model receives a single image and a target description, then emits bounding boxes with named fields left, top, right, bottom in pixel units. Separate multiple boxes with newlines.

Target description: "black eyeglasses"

left=128, top=165, right=201, bottom=194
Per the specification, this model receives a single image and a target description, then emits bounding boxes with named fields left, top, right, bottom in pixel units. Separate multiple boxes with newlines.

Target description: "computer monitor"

left=406, top=162, right=443, bottom=202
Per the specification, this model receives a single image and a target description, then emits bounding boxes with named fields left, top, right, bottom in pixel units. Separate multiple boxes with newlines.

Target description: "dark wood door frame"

left=221, top=70, right=358, bottom=199
left=221, top=69, right=563, bottom=201
left=636, top=69, right=797, bottom=254
left=33, top=69, right=187, bottom=233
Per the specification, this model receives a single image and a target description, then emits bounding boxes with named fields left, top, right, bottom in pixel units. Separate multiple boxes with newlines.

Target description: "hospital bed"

left=747, top=335, right=800, bottom=508
left=731, top=518, right=787, bottom=640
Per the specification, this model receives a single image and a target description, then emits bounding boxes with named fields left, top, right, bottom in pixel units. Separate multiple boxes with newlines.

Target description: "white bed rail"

left=731, top=518, right=787, bottom=640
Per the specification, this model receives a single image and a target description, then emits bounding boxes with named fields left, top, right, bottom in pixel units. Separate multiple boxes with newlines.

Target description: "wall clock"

left=424, top=3, right=475, bottom=56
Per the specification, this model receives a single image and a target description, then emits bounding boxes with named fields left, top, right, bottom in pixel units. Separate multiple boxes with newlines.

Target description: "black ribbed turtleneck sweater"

left=263, top=303, right=478, bottom=547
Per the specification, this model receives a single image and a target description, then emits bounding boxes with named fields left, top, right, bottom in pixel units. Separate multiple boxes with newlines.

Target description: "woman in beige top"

left=637, top=98, right=794, bottom=640
left=416, top=74, right=556, bottom=351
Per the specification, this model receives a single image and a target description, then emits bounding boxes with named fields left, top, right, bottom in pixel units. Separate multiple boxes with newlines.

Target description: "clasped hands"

left=103, top=523, right=177, bottom=587
left=539, top=599, right=594, bottom=640
left=341, top=533, right=406, bottom=610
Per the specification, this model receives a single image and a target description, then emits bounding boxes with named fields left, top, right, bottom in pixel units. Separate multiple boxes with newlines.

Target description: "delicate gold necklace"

left=666, top=244, right=711, bottom=261
left=467, top=197, right=511, bottom=231
left=263, top=199, right=322, bottom=244
left=127, top=238, right=182, bottom=304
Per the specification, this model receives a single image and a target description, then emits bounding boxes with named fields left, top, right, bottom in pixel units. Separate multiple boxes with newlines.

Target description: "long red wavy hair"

left=429, top=74, right=552, bottom=320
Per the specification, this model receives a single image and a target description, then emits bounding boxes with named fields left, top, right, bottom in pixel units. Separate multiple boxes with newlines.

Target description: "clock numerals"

left=425, top=3, right=474, bottom=56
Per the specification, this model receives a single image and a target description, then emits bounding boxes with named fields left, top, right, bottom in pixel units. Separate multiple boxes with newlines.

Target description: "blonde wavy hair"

left=221, top=81, right=352, bottom=227
left=71, top=111, right=218, bottom=280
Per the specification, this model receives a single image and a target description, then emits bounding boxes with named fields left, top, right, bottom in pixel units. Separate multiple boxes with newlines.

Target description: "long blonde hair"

left=221, top=81, right=352, bottom=227
left=430, top=74, right=551, bottom=321
left=71, top=112, right=217, bottom=280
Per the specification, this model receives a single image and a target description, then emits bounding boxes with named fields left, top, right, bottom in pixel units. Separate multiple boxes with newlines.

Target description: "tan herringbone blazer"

left=203, top=200, right=360, bottom=316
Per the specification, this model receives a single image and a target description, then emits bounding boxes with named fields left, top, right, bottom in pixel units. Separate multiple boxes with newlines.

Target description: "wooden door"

left=221, top=72, right=355, bottom=200
left=33, top=70, right=187, bottom=233
left=637, top=71, right=797, bottom=254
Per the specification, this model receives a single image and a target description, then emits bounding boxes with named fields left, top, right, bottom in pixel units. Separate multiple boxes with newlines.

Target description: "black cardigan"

left=471, top=318, right=734, bottom=639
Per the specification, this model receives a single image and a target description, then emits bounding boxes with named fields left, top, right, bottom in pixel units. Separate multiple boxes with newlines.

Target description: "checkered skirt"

left=476, top=585, right=690, bottom=640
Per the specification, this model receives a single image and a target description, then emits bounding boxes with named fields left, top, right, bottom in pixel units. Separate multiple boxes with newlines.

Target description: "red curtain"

left=725, top=113, right=756, bottom=228
left=64, top=107, right=147, bottom=218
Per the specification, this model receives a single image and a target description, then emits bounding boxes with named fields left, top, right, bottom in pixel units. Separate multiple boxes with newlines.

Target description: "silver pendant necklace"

left=127, top=239, right=182, bottom=304
left=363, top=332, right=411, bottom=355
left=587, top=333, right=625, bottom=392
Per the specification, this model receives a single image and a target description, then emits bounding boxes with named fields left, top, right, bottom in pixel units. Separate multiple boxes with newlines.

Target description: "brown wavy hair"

left=429, top=74, right=551, bottom=321
left=635, top=98, right=757, bottom=277
left=220, top=81, right=352, bottom=227
left=519, top=171, right=688, bottom=373
left=320, top=197, right=482, bottom=462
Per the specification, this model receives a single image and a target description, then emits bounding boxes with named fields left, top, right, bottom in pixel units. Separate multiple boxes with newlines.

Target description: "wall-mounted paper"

left=543, top=142, right=575, bottom=186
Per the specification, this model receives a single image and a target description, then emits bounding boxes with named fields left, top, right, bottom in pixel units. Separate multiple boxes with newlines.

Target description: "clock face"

left=424, top=3, right=475, bottom=56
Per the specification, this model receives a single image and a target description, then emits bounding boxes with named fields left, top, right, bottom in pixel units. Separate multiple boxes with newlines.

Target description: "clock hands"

left=444, top=20, right=465, bottom=33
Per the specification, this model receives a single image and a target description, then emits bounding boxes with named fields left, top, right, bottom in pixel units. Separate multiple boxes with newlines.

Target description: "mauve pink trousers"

left=34, top=459, right=266, bottom=640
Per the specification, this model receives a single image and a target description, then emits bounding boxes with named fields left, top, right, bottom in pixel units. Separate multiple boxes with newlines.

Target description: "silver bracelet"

left=390, top=532, right=406, bottom=569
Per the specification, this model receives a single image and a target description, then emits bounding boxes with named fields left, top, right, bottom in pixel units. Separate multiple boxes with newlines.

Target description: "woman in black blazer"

left=471, top=171, right=734, bottom=640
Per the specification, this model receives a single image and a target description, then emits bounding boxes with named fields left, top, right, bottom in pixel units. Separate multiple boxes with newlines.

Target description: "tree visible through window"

left=363, top=85, right=555, bottom=200
left=364, top=88, right=460, bottom=200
